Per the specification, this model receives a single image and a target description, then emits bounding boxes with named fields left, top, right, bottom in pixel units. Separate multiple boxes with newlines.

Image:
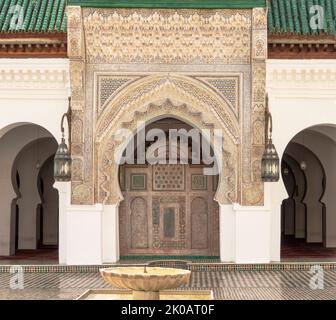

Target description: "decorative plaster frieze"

left=83, top=9, right=251, bottom=65
left=267, top=60, right=336, bottom=90
left=0, top=59, right=70, bottom=91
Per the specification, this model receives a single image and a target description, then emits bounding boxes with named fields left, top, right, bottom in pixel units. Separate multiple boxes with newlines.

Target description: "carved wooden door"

left=119, top=164, right=219, bottom=257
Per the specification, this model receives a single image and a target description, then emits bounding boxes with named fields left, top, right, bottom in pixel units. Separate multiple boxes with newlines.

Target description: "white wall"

left=219, top=186, right=272, bottom=263
left=267, top=60, right=336, bottom=259
left=54, top=182, right=103, bottom=265
left=0, top=59, right=70, bottom=141
left=0, top=59, right=69, bottom=256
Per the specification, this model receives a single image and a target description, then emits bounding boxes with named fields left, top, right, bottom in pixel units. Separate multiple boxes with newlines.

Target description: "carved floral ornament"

left=82, top=8, right=251, bottom=65
left=66, top=7, right=268, bottom=206
left=95, top=75, right=240, bottom=205
left=95, top=75, right=240, bottom=143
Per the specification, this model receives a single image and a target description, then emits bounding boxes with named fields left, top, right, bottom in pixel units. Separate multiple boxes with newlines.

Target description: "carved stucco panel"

left=67, top=7, right=267, bottom=207
left=242, top=7, right=268, bottom=206
left=68, top=6, right=91, bottom=204
left=96, top=75, right=240, bottom=144
left=67, top=6, right=85, bottom=59
left=97, top=98, right=238, bottom=205
left=83, top=9, right=251, bottom=65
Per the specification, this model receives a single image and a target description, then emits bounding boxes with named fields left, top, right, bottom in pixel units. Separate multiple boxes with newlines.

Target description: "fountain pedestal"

left=100, top=267, right=191, bottom=300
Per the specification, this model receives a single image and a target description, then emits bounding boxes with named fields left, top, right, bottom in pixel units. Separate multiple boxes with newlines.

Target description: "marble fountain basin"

left=100, top=267, right=191, bottom=300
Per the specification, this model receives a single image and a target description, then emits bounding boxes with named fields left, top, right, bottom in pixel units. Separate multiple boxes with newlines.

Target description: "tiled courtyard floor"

left=1, top=269, right=336, bottom=300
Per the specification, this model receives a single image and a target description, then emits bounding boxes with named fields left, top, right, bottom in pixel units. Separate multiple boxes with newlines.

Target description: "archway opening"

left=281, top=125, right=336, bottom=261
left=117, top=117, right=220, bottom=259
left=0, top=123, right=59, bottom=263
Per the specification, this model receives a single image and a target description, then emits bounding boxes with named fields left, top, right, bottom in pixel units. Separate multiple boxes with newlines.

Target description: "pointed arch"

left=95, top=75, right=240, bottom=205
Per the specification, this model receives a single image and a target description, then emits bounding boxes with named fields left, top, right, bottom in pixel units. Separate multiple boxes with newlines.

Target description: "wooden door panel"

left=191, top=197, right=208, bottom=249
left=130, top=197, right=148, bottom=249
left=119, top=164, right=219, bottom=257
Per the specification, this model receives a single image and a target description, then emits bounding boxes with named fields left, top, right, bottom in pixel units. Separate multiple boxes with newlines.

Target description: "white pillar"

left=0, top=180, right=17, bottom=256
left=233, top=203, right=271, bottom=263
left=102, top=204, right=120, bottom=263
left=268, top=181, right=287, bottom=262
left=219, top=204, right=235, bottom=262
left=66, top=204, right=103, bottom=265
left=54, top=181, right=70, bottom=265
left=17, top=197, right=40, bottom=249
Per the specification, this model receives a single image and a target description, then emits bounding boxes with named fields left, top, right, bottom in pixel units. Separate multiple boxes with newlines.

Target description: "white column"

left=0, top=179, right=17, bottom=256
left=54, top=182, right=71, bottom=265
left=219, top=184, right=284, bottom=264
left=66, top=204, right=103, bottom=265
left=17, top=197, right=40, bottom=249
left=268, top=181, right=286, bottom=262
left=55, top=182, right=105, bottom=265
left=233, top=202, right=271, bottom=264
left=102, top=204, right=120, bottom=263
left=219, top=204, right=235, bottom=262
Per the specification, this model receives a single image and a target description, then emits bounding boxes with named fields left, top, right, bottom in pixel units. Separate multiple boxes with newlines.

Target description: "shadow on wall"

left=36, top=155, right=59, bottom=249
left=280, top=124, right=336, bottom=254
left=0, top=123, right=59, bottom=257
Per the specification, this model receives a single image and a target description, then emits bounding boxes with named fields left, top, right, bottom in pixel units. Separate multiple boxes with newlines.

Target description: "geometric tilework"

left=99, top=77, right=131, bottom=109
left=1, top=262, right=336, bottom=273
left=196, top=76, right=240, bottom=117
left=153, top=165, right=185, bottom=191
left=207, top=78, right=238, bottom=110
left=1, top=269, right=336, bottom=300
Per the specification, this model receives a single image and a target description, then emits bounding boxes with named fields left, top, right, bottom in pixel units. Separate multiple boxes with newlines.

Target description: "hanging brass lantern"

left=54, top=98, right=72, bottom=182
left=261, top=94, right=280, bottom=182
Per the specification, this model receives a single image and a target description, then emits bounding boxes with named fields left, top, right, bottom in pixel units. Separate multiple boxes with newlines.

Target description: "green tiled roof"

left=68, top=0, right=266, bottom=8
left=268, top=0, right=336, bottom=35
left=0, top=0, right=335, bottom=36
left=0, top=0, right=67, bottom=33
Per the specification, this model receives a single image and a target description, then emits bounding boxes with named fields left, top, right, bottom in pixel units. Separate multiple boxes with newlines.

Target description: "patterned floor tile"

left=0, top=268, right=335, bottom=300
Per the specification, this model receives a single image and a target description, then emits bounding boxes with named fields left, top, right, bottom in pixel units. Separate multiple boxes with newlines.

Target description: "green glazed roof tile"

left=284, top=0, right=294, bottom=33
left=0, top=0, right=334, bottom=36
left=47, top=0, right=59, bottom=31
left=300, top=0, right=309, bottom=34
left=1, top=0, right=16, bottom=31
left=41, top=0, right=53, bottom=31
left=28, top=0, right=40, bottom=32
left=0, top=0, right=66, bottom=33
left=34, top=0, right=47, bottom=31
left=54, top=0, right=65, bottom=31
left=325, top=0, right=336, bottom=33
left=15, top=0, right=27, bottom=31
left=60, top=9, right=66, bottom=32
left=21, top=0, right=34, bottom=31
left=13, top=0, right=23, bottom=30
left=278, top=0, right=287, bottom=33
left=268, top=0, right=336, bottom=35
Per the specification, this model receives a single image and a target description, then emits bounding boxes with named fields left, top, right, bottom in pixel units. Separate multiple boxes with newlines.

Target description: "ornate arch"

left=95, top=74, right=240, bottom=205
